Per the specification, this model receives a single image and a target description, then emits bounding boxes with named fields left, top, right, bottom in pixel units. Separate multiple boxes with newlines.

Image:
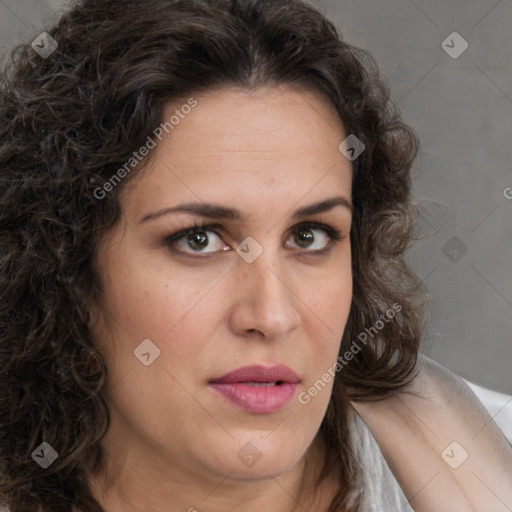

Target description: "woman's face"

left=91, top=85, right=353, bottom=486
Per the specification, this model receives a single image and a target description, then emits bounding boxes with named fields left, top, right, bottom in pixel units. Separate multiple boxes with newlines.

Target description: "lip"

left=208, top=364, right=301, bottom=414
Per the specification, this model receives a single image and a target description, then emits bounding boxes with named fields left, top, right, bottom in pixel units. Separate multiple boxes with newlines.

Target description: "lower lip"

left=208, top=382, right=298, bottom=414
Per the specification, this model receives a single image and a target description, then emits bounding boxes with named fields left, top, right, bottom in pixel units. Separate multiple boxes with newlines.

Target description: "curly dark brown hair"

left=0, top=0, right=428, bottom=510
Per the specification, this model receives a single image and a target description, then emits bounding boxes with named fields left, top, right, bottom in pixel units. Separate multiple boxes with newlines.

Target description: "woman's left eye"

left=164, top=222, right=343, bottom=256
left=284, top=223, right=341, bottom=252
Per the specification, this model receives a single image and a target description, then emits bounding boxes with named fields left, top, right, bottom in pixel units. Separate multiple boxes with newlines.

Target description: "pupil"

left=188, top=231, right=208, bottom=250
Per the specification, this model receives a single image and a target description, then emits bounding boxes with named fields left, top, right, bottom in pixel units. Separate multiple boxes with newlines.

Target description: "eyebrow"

left=139, top=196, right=353, bottom=224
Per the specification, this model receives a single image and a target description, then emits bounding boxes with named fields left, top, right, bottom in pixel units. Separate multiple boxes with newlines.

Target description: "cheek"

left=314, top=273, right=352, bottom=315
left=97, top=247, right=215, bottom=344
left=306, top=254, right=353, bottom=331
left=303, top=257, right=353, bottom=365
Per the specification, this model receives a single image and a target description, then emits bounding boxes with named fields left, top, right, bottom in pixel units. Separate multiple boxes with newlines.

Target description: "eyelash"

left=164, top=221, right=345, bottom=257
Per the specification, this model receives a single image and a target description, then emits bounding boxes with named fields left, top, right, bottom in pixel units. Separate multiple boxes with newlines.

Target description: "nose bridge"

left=233, top=242, right=300, bottom=337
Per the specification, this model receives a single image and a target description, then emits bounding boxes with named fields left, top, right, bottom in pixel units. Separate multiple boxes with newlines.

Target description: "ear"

left=85, top=296, right=101, bottom=330
left=85, top=298, right=111, bottom=352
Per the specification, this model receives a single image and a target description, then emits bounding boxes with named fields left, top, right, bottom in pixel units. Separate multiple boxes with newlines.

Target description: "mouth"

left=208, top=364, right=301, bottom=414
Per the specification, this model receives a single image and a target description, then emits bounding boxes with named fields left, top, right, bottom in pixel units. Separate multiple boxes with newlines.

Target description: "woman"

left=0, top=1, right=510, bottom=511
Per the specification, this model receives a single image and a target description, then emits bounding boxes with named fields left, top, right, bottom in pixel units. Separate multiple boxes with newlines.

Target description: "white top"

left=352, top=411, right=414, bottom=511
left=352, top=379, right=512, bottom=511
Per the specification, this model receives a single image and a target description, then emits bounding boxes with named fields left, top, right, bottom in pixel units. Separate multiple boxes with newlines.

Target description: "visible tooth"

left=245, top=381, right=276, bottom=387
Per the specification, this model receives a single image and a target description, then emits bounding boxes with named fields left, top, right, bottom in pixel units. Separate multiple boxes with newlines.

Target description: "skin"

left=88, top=85, right=353, bottom=512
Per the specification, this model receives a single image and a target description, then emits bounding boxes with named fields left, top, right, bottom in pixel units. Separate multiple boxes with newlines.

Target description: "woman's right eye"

left=165, top=224, right=230, bottom=256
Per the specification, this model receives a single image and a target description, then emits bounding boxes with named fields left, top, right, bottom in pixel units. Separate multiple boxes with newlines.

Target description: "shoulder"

left=464, top=379, right=512, bottom=444
left=351, top=355, right=512, bottom=512
left=350, top=411, right=415, bottom=512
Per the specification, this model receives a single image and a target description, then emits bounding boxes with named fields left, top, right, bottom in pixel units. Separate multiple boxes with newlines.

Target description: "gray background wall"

left=313, top=0, right=512, bottom=395
left=1, top=0, right=510, bottom=394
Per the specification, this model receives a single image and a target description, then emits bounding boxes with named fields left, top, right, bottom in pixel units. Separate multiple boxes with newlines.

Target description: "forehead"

left=121, top=85, right=352, bottom=217
left=163, top=84, right=346, bottom=155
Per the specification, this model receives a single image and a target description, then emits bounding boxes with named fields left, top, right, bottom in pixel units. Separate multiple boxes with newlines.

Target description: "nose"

left=228, top=250, right=301, bottom=340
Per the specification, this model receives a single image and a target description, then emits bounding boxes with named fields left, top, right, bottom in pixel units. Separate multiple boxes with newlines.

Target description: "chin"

left=207, top=432, right=310, bottom=481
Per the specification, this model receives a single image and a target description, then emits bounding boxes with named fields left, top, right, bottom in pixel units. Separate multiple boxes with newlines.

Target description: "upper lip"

left=209, top=364, right=301, bottom=384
